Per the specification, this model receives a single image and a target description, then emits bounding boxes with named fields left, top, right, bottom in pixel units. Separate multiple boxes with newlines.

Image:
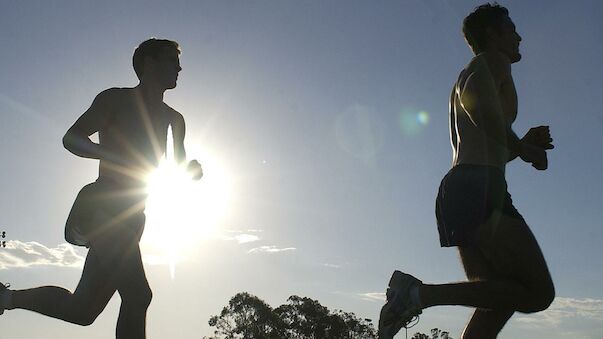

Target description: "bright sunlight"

left=140, top=129, right=232, bottom=279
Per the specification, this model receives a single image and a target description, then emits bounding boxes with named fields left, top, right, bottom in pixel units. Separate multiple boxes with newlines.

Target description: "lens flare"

left=417, top=111, right=430, bottom=125
left=399, top=108, right=430, bottom=136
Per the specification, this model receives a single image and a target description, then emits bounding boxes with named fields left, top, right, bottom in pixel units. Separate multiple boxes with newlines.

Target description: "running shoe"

left=378, top=271, right=422, bottom=339
left=0, top=282, right=11, bottom=315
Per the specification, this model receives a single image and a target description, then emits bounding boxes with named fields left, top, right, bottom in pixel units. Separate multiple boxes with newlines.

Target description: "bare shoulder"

left=95, top=87, right=132, bottom=107
left=164, top=103, right=184, bottom=124
left=98, top=87, right=127, bottom=99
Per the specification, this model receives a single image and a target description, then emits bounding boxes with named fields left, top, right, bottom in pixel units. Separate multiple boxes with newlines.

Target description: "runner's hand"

left=519, top=143, right=548, bottom=170
left=522, top=126, right=554, bottom=150
left=187, top=160, right=203, bottom=180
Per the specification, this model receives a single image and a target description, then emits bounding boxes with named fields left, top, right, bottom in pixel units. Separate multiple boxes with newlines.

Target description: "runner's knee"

left=523, top=280, right=555, bottom=313
left=69, top=307, right=103, bottom=326
left=534, top=283, right=555, bottom=312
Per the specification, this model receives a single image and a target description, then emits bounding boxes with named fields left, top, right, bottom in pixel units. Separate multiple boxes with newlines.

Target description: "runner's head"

left=462, top=3, right=522, bottom=63
left=133, top=38, right=182, bottom=89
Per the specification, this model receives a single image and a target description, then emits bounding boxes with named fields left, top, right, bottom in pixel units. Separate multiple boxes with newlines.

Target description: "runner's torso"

left=98, top=88, right=173, bottom=187
left=449, top=54, right=518, bottom=171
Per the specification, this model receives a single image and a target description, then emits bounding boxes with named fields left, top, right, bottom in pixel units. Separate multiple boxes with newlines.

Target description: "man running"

left=378, top=4, right=555, bottom=338
left=0, top=38, right=202, bottom=339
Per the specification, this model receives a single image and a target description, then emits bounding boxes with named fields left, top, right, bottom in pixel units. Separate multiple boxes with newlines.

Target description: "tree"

left=412, top=328, right=453, bottom=339
left=209, top=292, right=377, bottom=338
left=333, top=310, right=378, bottom=339
left=208, top=292, right=286, bottom=338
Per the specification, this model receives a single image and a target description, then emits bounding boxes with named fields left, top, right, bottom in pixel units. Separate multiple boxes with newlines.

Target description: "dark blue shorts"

left=435, top=164, right=524, bottom=247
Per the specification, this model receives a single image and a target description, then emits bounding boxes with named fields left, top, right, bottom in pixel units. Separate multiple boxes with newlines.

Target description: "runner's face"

left=148, top=48, right=182, bottom=89
left=492, top=17, right=522, bottom=63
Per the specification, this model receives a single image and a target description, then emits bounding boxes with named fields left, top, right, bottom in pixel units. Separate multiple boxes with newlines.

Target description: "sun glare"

left=140, top=151, right=232, bottom=279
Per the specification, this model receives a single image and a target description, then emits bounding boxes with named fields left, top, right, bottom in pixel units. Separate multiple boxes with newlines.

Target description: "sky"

left=1, top=0, right=602, bottom=338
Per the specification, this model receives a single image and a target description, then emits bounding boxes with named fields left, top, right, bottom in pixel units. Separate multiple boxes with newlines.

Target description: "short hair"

left=132, top=38, right=180, bottom=80
left=462, top=3, right=510, bottom=54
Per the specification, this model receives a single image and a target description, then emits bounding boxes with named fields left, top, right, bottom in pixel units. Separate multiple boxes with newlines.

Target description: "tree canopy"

left=207, top=292, right=453, bottom=339
left=208, top=292, right=377, bottom=338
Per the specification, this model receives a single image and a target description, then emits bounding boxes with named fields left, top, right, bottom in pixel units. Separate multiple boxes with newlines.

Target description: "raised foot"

left=378, top=271, right=422, bottom=338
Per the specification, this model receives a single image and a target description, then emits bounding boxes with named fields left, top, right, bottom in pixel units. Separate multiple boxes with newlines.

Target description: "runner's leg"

left=10, top=249, right=117, bottom=325
left=419, top=213, right=555, bottom=313
left=90, top=213, right=151, bottom=339
left=115, top=244, right=151, bottom=339
left=458, top=246, right=514, bottom=339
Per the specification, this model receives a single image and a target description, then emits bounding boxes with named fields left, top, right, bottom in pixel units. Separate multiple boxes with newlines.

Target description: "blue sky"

left=1, top=1, right=602, bottom=338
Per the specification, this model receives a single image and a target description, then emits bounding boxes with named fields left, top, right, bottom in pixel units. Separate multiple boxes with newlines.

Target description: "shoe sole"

left=388, top=271, right=417, bottom=319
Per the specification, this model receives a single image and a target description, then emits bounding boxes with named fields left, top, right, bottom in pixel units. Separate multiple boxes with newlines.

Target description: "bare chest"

left=100, top=97, right=172, bottom=155
left=113, top=100, right=169, bottom=134
left=499, top=80, right=518, bottom=123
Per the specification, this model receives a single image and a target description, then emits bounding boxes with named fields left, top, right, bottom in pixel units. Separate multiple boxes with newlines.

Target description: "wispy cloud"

left=247, top=246, right=296, bottom=254
left=233, top=234, right=261, bottom=244
left=221, top=229, right=262, bottom=244
left=358, top=292, right=386, bottom=302
left=515, top=297, right=603, bottom=328
left=321, top=263, right=342, bottom=269
left=0, top=241, right=85, bottom=270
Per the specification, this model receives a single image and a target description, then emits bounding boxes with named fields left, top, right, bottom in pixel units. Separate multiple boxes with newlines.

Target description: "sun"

left=140, top=150, right=232, bottom=278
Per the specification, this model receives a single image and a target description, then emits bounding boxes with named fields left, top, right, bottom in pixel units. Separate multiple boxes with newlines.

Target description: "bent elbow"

left=62, top=133, right=73, bottom=150
left=62, top=131, right=80, bottom=153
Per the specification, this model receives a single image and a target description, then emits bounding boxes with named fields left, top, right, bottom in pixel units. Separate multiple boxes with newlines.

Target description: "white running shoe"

left=378, top=271, right=422, bottom=339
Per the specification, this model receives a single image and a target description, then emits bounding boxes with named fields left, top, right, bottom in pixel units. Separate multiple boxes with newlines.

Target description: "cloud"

left=247, top=246, right=296, bottom=254
left=233, top=234, right=261, bottom=244
left=220, top=229, right=262, bottom=244
left=321, top=263, right=342, bottom=269
left=0, top=241, right=85, bottom=270
left=515, top=297, right=603, bottom=328
left=358, top=292, right=386, bottom=302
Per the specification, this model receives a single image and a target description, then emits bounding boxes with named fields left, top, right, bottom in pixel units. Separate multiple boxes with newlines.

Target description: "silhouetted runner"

left=378, top=4, right=555, bottom=339
left=0, top=38, right=202, bottom=339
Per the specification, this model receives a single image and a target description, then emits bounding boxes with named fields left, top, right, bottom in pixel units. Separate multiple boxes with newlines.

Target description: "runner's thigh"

left=476, top=212, right=554, bottom=293
left=459, top=246, right=514, bottom=336
left=72, top=250, right=118, bottom=315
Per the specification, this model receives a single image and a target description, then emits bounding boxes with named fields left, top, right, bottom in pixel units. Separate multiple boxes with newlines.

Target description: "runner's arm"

left=460, top=54, right=544, bottom=168
left=63, top=89, right=117, bottom=161
left=170, top=109, right=202, bottom=179
left=170, top=109, right=187, bottom=164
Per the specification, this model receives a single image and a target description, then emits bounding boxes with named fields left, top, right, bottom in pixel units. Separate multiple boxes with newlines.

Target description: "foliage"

left=208, top=292, right=286, bottom=339
left=411, top=327, right=453, bottom=339
left=209, top=292, right=377, bottom=338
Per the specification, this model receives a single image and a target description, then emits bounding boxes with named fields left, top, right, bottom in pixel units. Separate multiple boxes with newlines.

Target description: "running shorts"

left=65, top=177, right=147, bottom=247
left=435, top=164, right=524, bottom=247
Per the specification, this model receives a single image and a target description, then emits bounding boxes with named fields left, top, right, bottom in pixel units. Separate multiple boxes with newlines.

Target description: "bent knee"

left=523, top=283, right=555, bottom=313
left=71, top=310, right=101, bottom=326
left=534, top=286, right=555, bottom=312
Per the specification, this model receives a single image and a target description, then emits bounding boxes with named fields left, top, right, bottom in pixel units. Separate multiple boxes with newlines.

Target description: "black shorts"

left=65, top=177, right=147, bottom=248
left=435, top=164, right=524, bottom=247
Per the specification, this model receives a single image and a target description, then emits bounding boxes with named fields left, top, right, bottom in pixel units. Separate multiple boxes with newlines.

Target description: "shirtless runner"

left=0, top=38, right=202, bottom=339
left=378, top=4, right=555, bottom=338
